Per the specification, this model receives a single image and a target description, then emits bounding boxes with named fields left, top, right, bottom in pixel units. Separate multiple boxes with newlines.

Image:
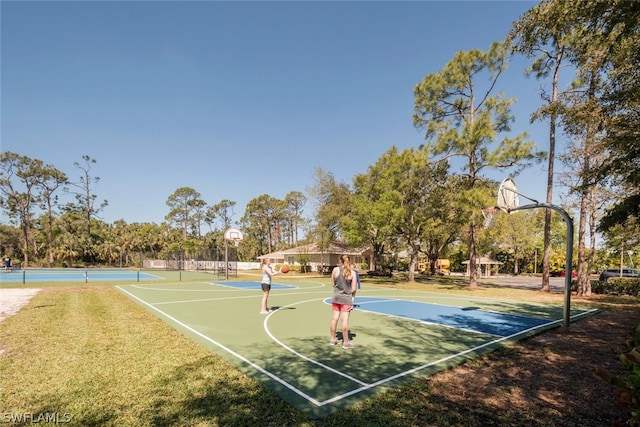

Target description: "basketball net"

left=482, top=206, right=499, bottom=229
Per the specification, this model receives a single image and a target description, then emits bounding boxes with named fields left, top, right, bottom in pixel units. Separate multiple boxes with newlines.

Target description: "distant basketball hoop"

left=224, top=228, right=244, bottom=247
left=223, top=228, right=243, bottom=280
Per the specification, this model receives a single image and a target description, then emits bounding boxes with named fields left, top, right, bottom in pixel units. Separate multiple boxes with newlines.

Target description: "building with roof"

left=257, top=242, right=373, bottom=273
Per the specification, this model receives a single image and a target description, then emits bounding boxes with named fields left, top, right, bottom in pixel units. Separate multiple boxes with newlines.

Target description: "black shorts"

left=261, top=283, right=271, bottom=292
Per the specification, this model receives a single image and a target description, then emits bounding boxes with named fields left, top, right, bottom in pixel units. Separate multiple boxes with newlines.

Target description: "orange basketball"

left=281, top=265, right=290, bottom=273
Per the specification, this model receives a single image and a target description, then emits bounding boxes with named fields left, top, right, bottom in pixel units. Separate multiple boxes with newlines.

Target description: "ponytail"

left=340, top=254, right=352, bottom=280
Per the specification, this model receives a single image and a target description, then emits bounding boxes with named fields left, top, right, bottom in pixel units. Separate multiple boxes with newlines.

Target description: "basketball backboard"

left=224, top=228, right=244, bottom=243
left=497, top=177, right=519, bottom=213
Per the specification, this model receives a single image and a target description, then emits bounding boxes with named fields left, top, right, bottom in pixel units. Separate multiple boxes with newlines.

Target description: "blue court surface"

left=0, top=269, right=163, bottom=283
left=117, top=279, right=598, bottom=418
left=345, top=296, right=552, bottom=337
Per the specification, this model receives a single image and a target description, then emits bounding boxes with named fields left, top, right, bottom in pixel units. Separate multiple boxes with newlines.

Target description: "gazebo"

left=462, top=256, right=503, bottom=277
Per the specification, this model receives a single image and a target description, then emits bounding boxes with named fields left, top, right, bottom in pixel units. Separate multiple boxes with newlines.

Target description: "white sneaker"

left=260, top=310, right=270, bottom=314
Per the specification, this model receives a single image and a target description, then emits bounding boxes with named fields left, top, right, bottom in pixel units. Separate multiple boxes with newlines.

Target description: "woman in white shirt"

left=260, top=258, right=282, bottom=314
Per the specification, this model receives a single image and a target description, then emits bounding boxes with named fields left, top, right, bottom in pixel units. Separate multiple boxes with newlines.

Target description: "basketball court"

left=116, top=277, right=597, bottom=418
left=1, top=191, right=584, bottom=418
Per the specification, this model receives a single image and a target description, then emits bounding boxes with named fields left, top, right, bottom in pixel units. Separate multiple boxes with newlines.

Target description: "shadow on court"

left=117, top=281, right=595, bottom=418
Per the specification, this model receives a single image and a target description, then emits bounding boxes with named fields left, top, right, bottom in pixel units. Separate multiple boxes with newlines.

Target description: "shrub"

left=396, top=259, right=409, bottom=271
left=366, top=270, right=392, bottom=277
left=593, top=278, right=640, bottom=296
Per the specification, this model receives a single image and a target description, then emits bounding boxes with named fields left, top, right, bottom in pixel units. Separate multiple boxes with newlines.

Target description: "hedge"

left=591, top=277, right=640, bottom=296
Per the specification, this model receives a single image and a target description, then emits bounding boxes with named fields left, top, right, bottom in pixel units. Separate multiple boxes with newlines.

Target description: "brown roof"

left=258, top=242, right=368, bottom=259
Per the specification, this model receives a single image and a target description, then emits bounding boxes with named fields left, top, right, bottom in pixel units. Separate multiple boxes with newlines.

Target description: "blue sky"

left=2, top=0, right=553, bottom=227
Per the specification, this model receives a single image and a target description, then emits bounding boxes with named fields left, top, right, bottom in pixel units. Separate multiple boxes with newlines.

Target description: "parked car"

left=599, top=268, right=640, bottom=281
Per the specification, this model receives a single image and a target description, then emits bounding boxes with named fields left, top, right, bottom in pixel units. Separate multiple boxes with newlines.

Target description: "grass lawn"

left=1, top=274, right=637, bottom=426
left=1, top=286, right=307, bottom=426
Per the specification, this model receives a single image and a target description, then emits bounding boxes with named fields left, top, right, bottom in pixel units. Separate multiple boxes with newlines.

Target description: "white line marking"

left=115, top=285, right=323, bottom=407
left=117, top=285, right=599, bottom=408
left=263, top=298, right=369, bottom=386
left=130, top=281, right=327, bottom=292
left=346, top=297, right=563, bottom=336
left=316, top=308, right=599, bottom=406
left=137, top=289, right=333, bottom=306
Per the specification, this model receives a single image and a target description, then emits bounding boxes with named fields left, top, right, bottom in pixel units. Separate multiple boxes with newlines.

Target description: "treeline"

left=2, top=1, right=639, bottom=296
left=0, top=152, right=309, bottom=267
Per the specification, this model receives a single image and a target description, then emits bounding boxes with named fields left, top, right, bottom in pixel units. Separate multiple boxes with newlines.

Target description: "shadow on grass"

left=143, top=355, right=308, bottom=426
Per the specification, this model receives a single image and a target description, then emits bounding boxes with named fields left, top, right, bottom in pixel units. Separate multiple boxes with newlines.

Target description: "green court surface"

left=117, top=278, right=597, bottom=418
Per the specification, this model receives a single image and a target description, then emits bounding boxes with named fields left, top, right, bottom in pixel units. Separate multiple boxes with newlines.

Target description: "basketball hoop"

left=224, top=228, right=244, bottom=243
left=482, top=178, right=521, bottom=228
left=223, top=228, right=243, bottom=281
left=497, top=177, right=520, bottom=213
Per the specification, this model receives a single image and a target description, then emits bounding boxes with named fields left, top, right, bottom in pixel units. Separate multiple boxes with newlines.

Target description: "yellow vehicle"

left=435, top=259, right=450, bottom=274
left=418, top=259, right=451, bottom=274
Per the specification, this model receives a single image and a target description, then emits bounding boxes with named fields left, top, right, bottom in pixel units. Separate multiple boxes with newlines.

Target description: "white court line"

left=206, top=280, right=326, bottom=291
left=138, top=272, right=166, bottom=280
left=263, top=298, right=369, bottom=387
left=147, top=290, right=332, bottom=306
left=350, top=297, right=563, bottom=334
left=356, top=289, right=589, bottom=322
left=376, top=286, right=562, bottom=306
left=318, top=308, right=599, bottom=405
left=115, top=285, right=323, bottom=407
left=130, top=281, right=327, bottom=292
left=130, top=283, right=225, bottom=292
left=117, top=284, right=599, bottom=408
left=208, top=282, right=299, bottom=290
left=346, top=298, right=494, bottom=336
left=153, top=293, right=268, bottom=305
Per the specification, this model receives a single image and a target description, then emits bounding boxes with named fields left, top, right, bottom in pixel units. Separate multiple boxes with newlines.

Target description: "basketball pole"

left=508, top=200, right=574, bottom=332
left=223, top=228, right=243, bottom=281
left=224, top=238, right=229, bottom=281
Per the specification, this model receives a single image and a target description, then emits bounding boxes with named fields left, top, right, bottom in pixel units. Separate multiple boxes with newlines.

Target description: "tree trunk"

left=542, top=47, right=563, bottom=292
left=469, top=222, right=479, bottom=287
left=20, top=212, right=30, bottom=268
left=576, top=191, right=588, bottom=296
left=407, top=249, right=418, bottom=283
left=585, top=189, right=597, bottom=296
left=541, top=157, right=554, bottom=292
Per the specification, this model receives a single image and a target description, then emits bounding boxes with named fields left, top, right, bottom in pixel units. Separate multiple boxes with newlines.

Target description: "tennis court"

left=0, top=268, right=164, bottom=284
left=117, top=277, right=597, bottom=418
